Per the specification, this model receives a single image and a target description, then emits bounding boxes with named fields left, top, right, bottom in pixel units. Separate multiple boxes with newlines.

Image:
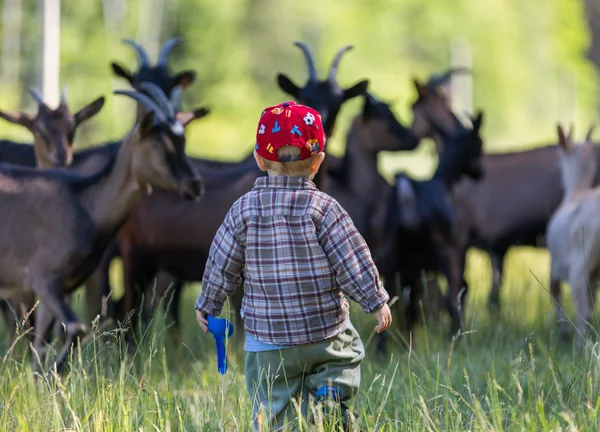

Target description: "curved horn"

left=122, top=39, right=150, bottom=67
left=426, top=67, right=472, bottom=89
left=157, top=37, right=181, bottom=67
left=114, top=89, right=166, bottom=123
left=586, top=124, right=596, bottom=142
left=567, top=123, right=574, bottom=142
left=28, top=88, right=46, bottom=107
left=328, top=44, right=354, bottom=84
left=293, top=41, right=317, bottom=82
left=170, top=85, right=183, bottom=113
left=139, top=81, right=175, bottom=119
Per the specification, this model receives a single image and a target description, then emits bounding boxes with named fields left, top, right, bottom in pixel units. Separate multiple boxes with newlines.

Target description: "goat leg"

left=488, top=249, right=506, bottom=311
left=405, top=273, right=424, bottom=330
left=31, top=302, right=55, bottom=369
left=439, top=246, right=465, bottom=334
left=32, top=281, right=85, bottom=374
left=52, top=294, right=71, bottom=344
left=154, top=272, right=184, bottom=327
left=85, top=240, right=119, bottom=325
left=549, top=278, right=569, bottom=336
left=569, top=263, right=592, bottom=347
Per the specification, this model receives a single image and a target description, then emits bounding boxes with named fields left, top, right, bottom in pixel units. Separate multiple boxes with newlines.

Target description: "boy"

left=195, top=101, right=392, bottom=431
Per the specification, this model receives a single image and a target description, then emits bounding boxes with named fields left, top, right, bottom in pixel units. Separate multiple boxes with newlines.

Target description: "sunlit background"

left=0, top=0, right=597, bottom=181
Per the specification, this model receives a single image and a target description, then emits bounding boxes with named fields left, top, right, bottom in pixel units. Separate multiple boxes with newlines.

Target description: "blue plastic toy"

left=207, top=316, right=235, bottom=374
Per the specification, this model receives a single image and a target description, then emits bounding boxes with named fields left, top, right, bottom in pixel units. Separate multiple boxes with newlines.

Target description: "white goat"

left=546, top=124, right=599, bottom=341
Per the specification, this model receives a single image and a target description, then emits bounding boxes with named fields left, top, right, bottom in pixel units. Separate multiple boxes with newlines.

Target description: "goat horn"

left=139, top=81, right=175, bottom=119
left=60, top=86, right=67, bottom=106
left=293, top=41, right=317, bottom=82
left=28, top=88, right=47, bottom=107
left=329, top=44, right=354, bottom=85
left=170, top=85, right=183, bottom=113
left=157, top=37, right=181, bottom=67
left=567, top=123, right=574, bottom=142
left=586, top=124, right=596, bottom=142
left=114, top=89, right=166, bottom=124
left=426, top=67, right=472, bottom=90
left=122, top=39, right=150, bottom=67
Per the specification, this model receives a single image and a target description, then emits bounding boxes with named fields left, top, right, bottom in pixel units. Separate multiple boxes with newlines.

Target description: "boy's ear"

left=253, top=149, right=268, bottom=172
left=310, top=152, right=326, bottom=174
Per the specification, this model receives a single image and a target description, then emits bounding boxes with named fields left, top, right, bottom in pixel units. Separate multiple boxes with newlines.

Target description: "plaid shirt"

left=195, top=176, right=389, bottom=346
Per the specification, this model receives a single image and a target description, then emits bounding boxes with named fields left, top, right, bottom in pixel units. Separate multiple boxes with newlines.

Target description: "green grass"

left=1, top=248, right=599, bottom=431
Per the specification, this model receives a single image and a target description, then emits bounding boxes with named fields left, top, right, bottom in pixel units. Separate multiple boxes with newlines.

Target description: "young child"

left=195, top=101, right=392, bottom=431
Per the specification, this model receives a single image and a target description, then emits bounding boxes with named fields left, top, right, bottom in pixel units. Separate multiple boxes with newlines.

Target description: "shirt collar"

left=253, top=176, right=317, bottom=191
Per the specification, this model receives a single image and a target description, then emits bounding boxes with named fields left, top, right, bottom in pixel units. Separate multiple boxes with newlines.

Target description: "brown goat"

left=0, top=88, right=105, bottom=168
left=78, top=37, right=199, bottom=326
left=0, top=83, right=205, bottom=373
left=0, top=89, right=104, bottom=337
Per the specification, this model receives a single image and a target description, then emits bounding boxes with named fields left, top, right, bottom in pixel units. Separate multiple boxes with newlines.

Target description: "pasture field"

left=0, top=248, right=599, bottom=431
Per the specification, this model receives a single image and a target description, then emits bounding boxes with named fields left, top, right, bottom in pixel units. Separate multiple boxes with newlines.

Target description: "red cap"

left=255, top=101, right=326, bottom=162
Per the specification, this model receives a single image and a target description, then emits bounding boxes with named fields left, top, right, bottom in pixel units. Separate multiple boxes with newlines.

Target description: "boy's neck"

left=267, top=171, right=315, bottom=181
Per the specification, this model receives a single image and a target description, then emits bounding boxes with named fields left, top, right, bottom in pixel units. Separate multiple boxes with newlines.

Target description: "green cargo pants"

left=245, top=322, right=365, bottom=431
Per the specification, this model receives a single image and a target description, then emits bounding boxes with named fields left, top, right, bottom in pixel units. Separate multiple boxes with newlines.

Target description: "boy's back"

left=199, top=174, right=386, bottom=346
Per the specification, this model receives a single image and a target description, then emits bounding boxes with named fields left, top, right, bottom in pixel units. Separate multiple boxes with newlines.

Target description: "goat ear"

left=74, top=97, right=105, bottom=126
left=111, top=63, right=134, bottom=84
left=0, top=110, right=35, bottom=130
left=557, top=124, right=571, bottom=151
left=585, top=124, right=596, bottom=142
left=567, top=123, right=574, bottom=142
left=470, top=111, right=484, bottom=132
left=413, top=79, right=429, bottom=99
left=343, top=80, right=369, bottom=101
left=277, top=73, right=301, bottom=99
left=173, top=70, right=196, bottom=89
left=177, top=107, right=210, bottom=127
left=362, top=95, right=374, bottom=120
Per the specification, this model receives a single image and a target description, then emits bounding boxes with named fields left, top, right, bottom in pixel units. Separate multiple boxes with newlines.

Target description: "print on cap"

left=306, top=139, right=320, bottom=155
left=255, top=101, right=326, bottom=162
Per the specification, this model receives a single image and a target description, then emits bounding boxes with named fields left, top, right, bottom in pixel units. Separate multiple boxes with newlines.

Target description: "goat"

left=277, top=41, right=369, bottom=190
left=546, top=125, right=599, bottom=342
left=76, top=37, right=200, bottom=326
left=409, top=74, right=600, bottom=312
left=0, top=83, right=206, bottom=373
left=0, top=88, right=104, bottom=169
left=375, top=112, right=485, bottom=352
left=0, top=89, right=104, bottom=336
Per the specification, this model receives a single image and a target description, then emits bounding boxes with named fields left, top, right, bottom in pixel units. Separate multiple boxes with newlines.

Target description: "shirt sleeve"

left=194, top=208, right=245, bottom=316
left=317, top=201, right=390, bottom=313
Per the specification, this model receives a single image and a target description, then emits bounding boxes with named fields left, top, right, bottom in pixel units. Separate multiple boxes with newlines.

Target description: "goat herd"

left=0, top=37, right=596, bottom=374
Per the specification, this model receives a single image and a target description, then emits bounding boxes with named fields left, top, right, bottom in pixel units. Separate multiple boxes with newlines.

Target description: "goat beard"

left=145, top=184, right=153, bottom=196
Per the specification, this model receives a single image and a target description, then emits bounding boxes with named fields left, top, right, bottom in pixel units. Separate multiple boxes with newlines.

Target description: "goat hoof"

left=66, top=322, right=86, bottom=336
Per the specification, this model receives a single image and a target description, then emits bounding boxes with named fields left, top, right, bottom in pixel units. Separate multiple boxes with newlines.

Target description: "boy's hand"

left=374, top=304, right=392, bottom=333
left=196, top=309, right=209, bottom=333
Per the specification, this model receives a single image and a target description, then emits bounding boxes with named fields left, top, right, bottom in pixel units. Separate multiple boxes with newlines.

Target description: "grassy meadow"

left=0, top=246, right=599, bottom=431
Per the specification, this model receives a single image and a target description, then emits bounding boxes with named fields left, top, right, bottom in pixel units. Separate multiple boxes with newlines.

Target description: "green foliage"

left=0, top=0, right=595, bottom=175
